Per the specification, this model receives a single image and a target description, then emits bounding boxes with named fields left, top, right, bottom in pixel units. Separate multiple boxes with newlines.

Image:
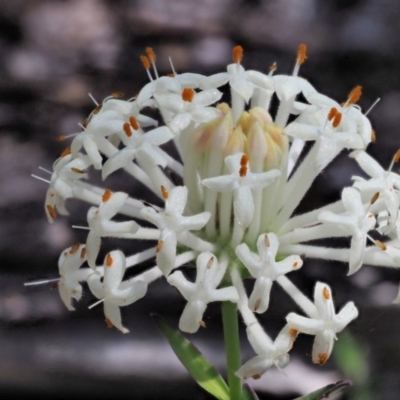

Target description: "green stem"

left=222, top=301, right=242, bottom=400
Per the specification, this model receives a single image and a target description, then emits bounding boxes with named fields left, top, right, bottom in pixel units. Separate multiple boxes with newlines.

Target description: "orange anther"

left=232, top=45, right=243, bottom=64
left=297, top=44, right=307, bottom=65
left=394, top=149, right=400, bottom=163
left=289, top=328, right=298, bottom=339
left=80, top=246, right=86, bottom=259
left=327, top=107, right=338, bottom=121
left=332, top=112, right=342, bottom=128
left=252, top=374, right=262, bottom=380
left=106, top=253, right=113, bottom=267
left=293, top=261, right=298, bottom=268
left=105, top=318, right=114, bottom=328
left=156, top=240, right=164, bottom=252
left=102, top=189, right=112, bottom=202
left=322, top=286, right=330, bottom=300
left=93, top=104, right=102, bottom=115
left=161, top=185, right=169, bottom=200
left=317, top=353, right=329, bottom=365
left=182, top=88, right=195, bottom=103
left=129, top=116, right=140, bottom=131
left=69, top=243, right=80, bottom=254
left=269, top=62, right=277, bottom=72
left=112, top=91, right=124, bottom=98
left=140, top=55, right=151, bottom=70
left=347, top=85, right=362, bottom=105
left=239, top=154, right=248, bottom=177
left=146, top=47, right=156, bottom=63
left=123, top=122, right=132, bottom=137
left=46, top=205, right=57, bottom=220
left=71, top=167, right=84, bottom=174
left=375, top=240, right=387, bottom=251
left=56, top=135, right=67, bottom=142
left=371, top=130, right=376, bottom=143
left=167, top=72, right=176, bottom=77
left=370, top=192, right=379, bottom=205
left=61, top=147, right=71, bottom=157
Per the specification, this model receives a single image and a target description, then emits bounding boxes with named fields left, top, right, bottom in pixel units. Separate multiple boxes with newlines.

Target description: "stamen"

left=182, top=88, right=195, bottom=103
left=88, top=93, right=99, bottom=106
left=72, top=225, right=91, bottom=230
left=371, top=129, right=376, bottom=143
left=82, top=118, right=89, bottom=128
left=88, top=298, right=104, bottom=309
left=317, top=353, right=328, bottom=365
left=161, top=185, right=169, bottom=200
left=254, top=298, right=261, bottom=311
left=387, top=149, right=400, bottom=175
left=232, top=45, right=243, bottom=64
left=206, top=256, right=214, bottom=269
left=32, top=174, right=50, bottom=184
left=38, top=166, right=52, bottom=174
left=61, top=147, right=71, bottom=157
left=105, top=318, right=114, bottom=328
left=24, top=278, right=60, bottom=286
left=365, top=97, right=381, bottom=116
left=56, top=135, right=67, bottom=142
left=129, top=116, right=140, bottom=131
left=123, top=122, right=132, bottom=137
left=269, top=62, right=277, bottom=75
left=199, top=320, right=207, bottom=328
left=69, top=243, right=80, bottom=254
left=47, top=205, right=57, bottom=220
left=71, top=167, right=85, bottom=174
left=289, top=328, right=298, bottom=339
left=328, top=107, right=338, bottom=121
left=80, top=246, right=86, bottom=259
left=146, top=47, right=156, bottom=63
left=375, top=240, right=387, bottom=251
left=370, top=192, right=380, bottom=205
left=112, top=91, right=124, bottom=98
left=332, top=112, right=342, bottom=128
left=92, top=104, right=103, bottom=115
left=102, top=189, right=112, bottom=202
left=156, top=240, right=164, bottom=252
left=239, top=154, right=248, bottom=177
left=140, top=55, right=151, bottom=70
left=296, top=44, right=307, bottom=66
left=264, top=233, right=270, bottom=247
left=322, top=286, right=330, bottom=300
left=106, top=253, right=113, bottom=267
left=347, top=86, right=362, bottom=106
left=168, top=57, right=177, bottom=76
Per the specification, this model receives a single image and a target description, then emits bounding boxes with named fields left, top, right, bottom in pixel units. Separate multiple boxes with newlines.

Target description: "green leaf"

left=241, top=383, right=260, bottom=400
left=294, top=379, right=352, bottom=400
left=154, top=316, right=230, bottom=400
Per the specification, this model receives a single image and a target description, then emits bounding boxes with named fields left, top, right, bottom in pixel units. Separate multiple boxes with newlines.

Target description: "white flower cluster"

left=33, top=45, right=400, bottom=379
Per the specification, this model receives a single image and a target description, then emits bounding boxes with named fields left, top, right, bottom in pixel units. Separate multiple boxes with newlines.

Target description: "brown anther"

left=50, top=193, right=55, bottom=197
left=269, top=62, right=277, bottom=72
left=182, top=88, right=195, bottom=103
left=199, top=320, right=207, bottom=328
left=63, top=251, right=68, bottom=257
left=69, top=243, right=80, bottom=255
left=112, top=91, right=124, bottom=98
left=82, top=118, right=89, bottom=128
left=394, top=149, right=400, bottom=163
left=232, top=45, right=243, bottom=64
left=332, top=112, right=342, bottom=128
left=56, top=135, right=67, bottom=142
left=105, top=318, right=114, bottom=328
left=289, top=328, right=298, bottom=339
left=167, top=72, right=176, bottom=77
left=140, top=55, right=151, bottom=70
left=93, top=104, right=103, bottom=115
left=370, top=192, right=380, bottom=205
left=106, top=253, right=113, bottom=267
left=71, top=167, right=85, bottom=174
left=317, top=353, right=329, bottom=365
left=297, top=44, right=307, bottom=65
left=375, top=240, right=387, bottom=251
left=123, top=122, right=132, bottom=137
left=80, top=246, right=86, bottom=259
left=161, top=185, right=169, bottom=200
left=293, top=261, right=299, bottom=268
left=50, top=282, right=59, bottom=290
left=46, top=205, right=57, bottom=220
left=322, top=286, right=330, bottom=300
left=146, top=47, right=156, bottom=63
left=328, top=107, right=338, bottom=121
left=371, top=130, right=376, bottom=143
left=347, top=86, right=362, bottom=105
left=264, top=234, right=270, bottom=247
left=254, top=298, right=261, bottom=311
left=239, top=154, right=248, bottom=177
left=156, top=240, right=164, bottom=252
left=60, top=147, right=71, bottom=157
left=102, top=189, right=112, bottom=202
left=252, top=374, right=262, bottom=380
left=129, top=116, right=140, bottom=131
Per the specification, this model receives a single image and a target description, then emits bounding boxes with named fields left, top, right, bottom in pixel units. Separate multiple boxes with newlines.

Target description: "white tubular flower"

left=102, top=118, right=174, bottom=179
left=351, top=150, right=400, bottom=227
left=202, top=153, right=281, bottom=229
left=45, top=153, right=92, bottom=223
left=236, top=323, right=295, bottom=380
left=58, top=243, right=89, bottom=311
left=167, top=252, right=238, bottom=333
left=86, top=189, right=140, bottom=269
left=235, top=233, right=303, bottom=313
left=140, top=186, right=211, bottom=276
left=286, top=282, right=358, bottom=365
left=87, top=251, right=147, bottom=333
left=318, top=187, right=376, bottom=275
left=155, top=87, right=223, bottom=134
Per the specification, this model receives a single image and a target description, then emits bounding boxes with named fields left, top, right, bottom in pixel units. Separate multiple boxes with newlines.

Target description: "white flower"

left=202, top=153, right=280, bottom=228
left=286, top=282, right=358, bottom=365
left=235, top=233, right=303, bottom=313
left=167, top=252, right=238, bottom=333
left=140, top=186, right=211, bottom=276
left=86, top=189, right=139, bottom=269
left=87, top=250, right=147, bottom=333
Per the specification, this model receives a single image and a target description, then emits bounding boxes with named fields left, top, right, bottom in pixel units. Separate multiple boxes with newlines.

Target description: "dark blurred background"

left=1, top=0, right=400, bottom=399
